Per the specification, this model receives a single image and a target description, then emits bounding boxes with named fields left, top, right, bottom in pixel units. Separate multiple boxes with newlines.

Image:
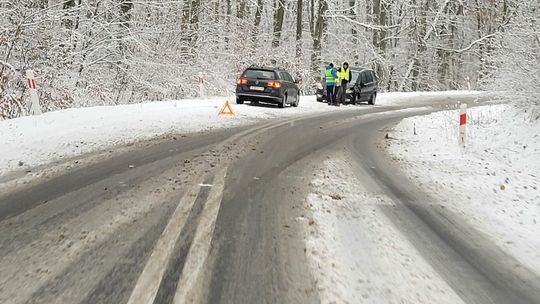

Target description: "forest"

left=0, top=0, right=538, bottom=118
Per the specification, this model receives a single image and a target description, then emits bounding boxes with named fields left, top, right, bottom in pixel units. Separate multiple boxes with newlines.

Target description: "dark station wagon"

left=236, top=67, right=301, bottom=108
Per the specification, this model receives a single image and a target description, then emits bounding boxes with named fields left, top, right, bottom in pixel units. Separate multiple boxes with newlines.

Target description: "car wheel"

left=349, top=93, right=356, bottom=105
left=279, top=94, right=286, bottom=108
left=236, top=97, right=244, bottom=105
left=292, top=96, right=299, bottom=107
left=368, top=93, right=376, bottom=105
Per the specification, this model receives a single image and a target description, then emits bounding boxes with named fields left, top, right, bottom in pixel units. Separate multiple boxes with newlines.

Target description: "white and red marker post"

left=197, top=72, right=204, bottom=98
left=25, top=70, right=42, bottom=115
left=459, top=103, right=467, bottom=147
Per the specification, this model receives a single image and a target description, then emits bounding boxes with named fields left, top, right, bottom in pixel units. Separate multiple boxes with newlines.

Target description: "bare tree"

left=1, top=0, right=537, bottom=119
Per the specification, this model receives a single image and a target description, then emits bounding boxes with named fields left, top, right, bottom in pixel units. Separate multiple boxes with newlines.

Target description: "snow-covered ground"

left=386, top=103, right=540, bottom=273
left=303, top=156, right=465, bottom=304
left=0, top=91, right=482, bottom=178
left=0, top=96, right=328, bottom=177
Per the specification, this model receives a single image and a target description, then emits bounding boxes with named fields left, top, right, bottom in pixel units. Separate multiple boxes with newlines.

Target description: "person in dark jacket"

left=337, top=62, right=352, bottom=105
left=323, top=63, right=338, bottom=105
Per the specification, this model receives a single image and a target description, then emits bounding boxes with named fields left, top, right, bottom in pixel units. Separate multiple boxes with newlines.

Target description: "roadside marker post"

left=198, top=72, right=204, bottom=98
left=218, top=100, right=235, bottom=117
left=459, top=103, right=467, bottom=147
left=26, top=70, right=42, bottom=115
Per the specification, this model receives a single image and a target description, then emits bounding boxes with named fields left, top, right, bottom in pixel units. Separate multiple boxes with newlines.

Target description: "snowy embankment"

left=303, top=157, right=465, bottom=304
left=386, top=104, right=540, bottom=273
left=0, top=91, right=481, bottom=178
left=0, top=96, right=325, bottom=177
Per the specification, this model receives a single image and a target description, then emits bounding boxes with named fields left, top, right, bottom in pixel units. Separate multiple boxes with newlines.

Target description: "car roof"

left=350, top=67, right=373, bottom=72
left=246, top=66, right=287, bottom=72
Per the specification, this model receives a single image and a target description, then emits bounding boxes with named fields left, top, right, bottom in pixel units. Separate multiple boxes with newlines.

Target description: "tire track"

left=24, top=195, right=175, bottom=304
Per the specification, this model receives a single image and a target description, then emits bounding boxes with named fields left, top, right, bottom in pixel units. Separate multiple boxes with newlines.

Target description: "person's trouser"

left=335, top=85, right=344, bottom=104
left=337, top=84, right=347, bottom=104
left=326, top=85, right=336, bottom=104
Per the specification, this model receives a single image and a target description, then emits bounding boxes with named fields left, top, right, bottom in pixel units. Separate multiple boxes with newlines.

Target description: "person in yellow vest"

left=337, top=62, right=352, bottom=105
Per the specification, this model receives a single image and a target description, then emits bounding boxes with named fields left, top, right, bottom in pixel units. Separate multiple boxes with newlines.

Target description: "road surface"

left=1, top=96, right=539, bottom=304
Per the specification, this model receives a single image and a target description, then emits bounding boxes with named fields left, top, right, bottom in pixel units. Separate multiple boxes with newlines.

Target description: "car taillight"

left=267, top=81, right=281, bottom=88
left=236, top=78, right=248, bottom=85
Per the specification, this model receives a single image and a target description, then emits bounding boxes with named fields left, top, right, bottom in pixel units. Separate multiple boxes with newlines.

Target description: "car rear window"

left=243, top=69, right=277, bottom=80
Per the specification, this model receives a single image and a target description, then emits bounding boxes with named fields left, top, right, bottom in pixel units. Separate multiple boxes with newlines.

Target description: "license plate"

left=250, top=86, right=264, bottom=91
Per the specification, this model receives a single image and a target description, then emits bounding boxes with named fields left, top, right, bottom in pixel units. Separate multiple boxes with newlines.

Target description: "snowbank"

left=0, top=91, right=482, bottom=177
left=387, top=104, right=540, bottom=272
left=377, top=90, right=483, bottom=106
left=0, top=96, right=325, bottom=176
left=303, top=157, right=464, bottom=303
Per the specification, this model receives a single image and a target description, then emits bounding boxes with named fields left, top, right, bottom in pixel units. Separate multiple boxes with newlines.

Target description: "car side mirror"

left=295, top=79, right=302, bottom=84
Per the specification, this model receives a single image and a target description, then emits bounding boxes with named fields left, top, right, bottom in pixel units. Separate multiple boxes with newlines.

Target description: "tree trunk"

left=182, top=0, right=191, bottom=29
left=309, top=0, right=315, bottom=36
left=296, top=0, right=303, bottom=57
left=62, top=0, right=78, bottom=29
left=254, top=0, right=264, bottom=29
left=411, top=0, right=429, bottom=91
left=180, top=0, right=202, bottom=51
left=224, top=0, right=232, bottom=45
left=372, top=0, right=389, bottom=87
left=237, top=0, right=247, bottom=20
left=349, top=0, right=359, bottom=65
left=189, top=0, right=201, bottom=32
left=311, top=0, right=327, bottom=79
left=253, top=0, right=264, bottom=46
left=272, top=0, right=286, bottom=48
left=119, top=0, right=133, bottom=29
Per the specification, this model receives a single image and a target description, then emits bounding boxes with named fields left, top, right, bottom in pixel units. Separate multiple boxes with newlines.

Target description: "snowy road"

left=1, top=95, right=539, bottom=303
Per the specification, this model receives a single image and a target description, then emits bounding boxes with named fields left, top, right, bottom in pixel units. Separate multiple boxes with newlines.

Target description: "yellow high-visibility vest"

left=340, top=67, right=350, bottom=82
left=325, top=68, right=335, bottom=84
left=335, top=71, right=341, bottom=86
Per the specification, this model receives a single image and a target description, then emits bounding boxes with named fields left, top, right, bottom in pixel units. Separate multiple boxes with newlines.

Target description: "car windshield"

left=243, top=69, right=277, bottom=80
left=351, top=71, right=360, bottom=83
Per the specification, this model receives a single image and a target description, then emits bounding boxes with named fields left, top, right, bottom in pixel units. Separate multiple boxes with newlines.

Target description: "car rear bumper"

left=236, top=93, right=282, bottom=103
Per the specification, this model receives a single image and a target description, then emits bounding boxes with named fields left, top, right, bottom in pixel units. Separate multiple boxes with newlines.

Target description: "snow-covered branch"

left=325, top=14, right=399, bottom=32
left=0, top=60, right=17, bottom=74
left=436, top=34, right=497, bottom=53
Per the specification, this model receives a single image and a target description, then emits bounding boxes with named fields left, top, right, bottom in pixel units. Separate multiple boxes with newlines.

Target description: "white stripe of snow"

left=173, top=167, right=227, bottom=303
left=127, top=180, right=203, bottom=304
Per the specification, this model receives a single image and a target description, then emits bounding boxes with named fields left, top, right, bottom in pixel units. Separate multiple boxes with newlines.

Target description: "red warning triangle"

left=218, top=100, right=236, bottom=116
